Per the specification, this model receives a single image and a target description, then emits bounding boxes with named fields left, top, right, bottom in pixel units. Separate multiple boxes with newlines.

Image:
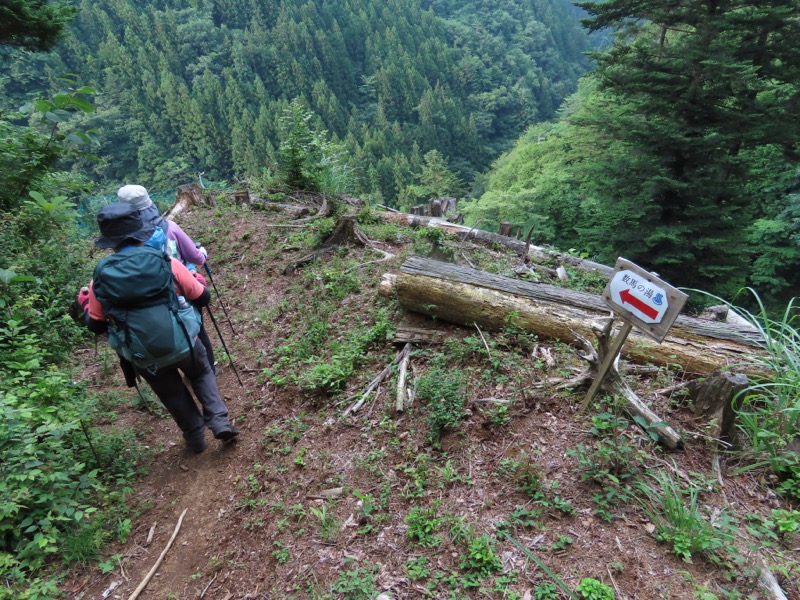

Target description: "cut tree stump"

left=163, top=184, right=214, bottom=220
left=687, top=371, right=749, bottom=446
left=283, top=215, right=392, bottom=275
left=379, top=256, right=763, bottom=375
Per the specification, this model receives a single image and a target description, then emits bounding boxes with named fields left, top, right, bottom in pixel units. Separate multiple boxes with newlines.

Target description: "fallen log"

left=379, top=257, right=763, bottom=375
left=378, top=212, right=614, bottom=276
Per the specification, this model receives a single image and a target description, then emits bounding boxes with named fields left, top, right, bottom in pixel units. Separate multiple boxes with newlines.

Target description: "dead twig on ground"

left=474, top=322, right=492, bottom=358
left=395, top=343, right=412, bottom=412
left=199, top=573, right=217, bottom=599
left=343, top=344, right=412, bottom=417
left=127, top=509, right=187, bottom=600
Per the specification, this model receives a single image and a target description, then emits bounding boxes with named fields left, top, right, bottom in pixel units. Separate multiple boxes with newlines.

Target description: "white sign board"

left=608, top=270, right=668, bottom=324
left=601, top=258, right=688, bottom=343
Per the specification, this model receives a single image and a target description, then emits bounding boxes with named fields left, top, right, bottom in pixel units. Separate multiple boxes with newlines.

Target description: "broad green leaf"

left=74, top=86, right=96, bottom=95
left=69, top=97, right=95, bottom=113
left=52, top=93, right=71, bottom=108
left=45, top=111, right=67, bottom=123
left=34, top=99, right=54, bottom=112
left=67, top=133, right=88, bottom=145
left=28, top=191, right=45, bottom=203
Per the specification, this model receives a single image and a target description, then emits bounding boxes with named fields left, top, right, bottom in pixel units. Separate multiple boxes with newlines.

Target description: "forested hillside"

left=464, top=1, right=800, bottom=306
left=2, top=0, right=592, bottom=201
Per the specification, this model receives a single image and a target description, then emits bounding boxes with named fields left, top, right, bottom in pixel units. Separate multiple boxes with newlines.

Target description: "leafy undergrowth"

left=63, top=199, right=800, bottom=600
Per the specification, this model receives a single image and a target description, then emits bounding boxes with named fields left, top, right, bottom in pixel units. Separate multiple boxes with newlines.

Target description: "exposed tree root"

left=283, top=215, right=394, bottom=275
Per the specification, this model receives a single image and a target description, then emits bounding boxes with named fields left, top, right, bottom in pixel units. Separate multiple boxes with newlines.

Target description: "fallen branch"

left=127, top=509, right=188, bottom=600
left=571, top=320, right=682, bottom=449
left=145, top=523, right=156, bottom=546
left=199, top=572, right=218, bottom=599
left=291, top=194, right=331, bottom=224
left=344, top=344, right=412, bottom=417
left=474, top=322, right=492, bottom=358
left=343, top=249, right=396, bottom=274
left=395, top=343, right=412, bottom=412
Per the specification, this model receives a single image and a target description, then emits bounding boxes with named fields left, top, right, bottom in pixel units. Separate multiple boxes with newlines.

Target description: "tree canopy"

left=0, top=0, right=77, bottom=51
left=5, top=0, right=593, bottom=203
left=467, top=0, right=800, bottom=303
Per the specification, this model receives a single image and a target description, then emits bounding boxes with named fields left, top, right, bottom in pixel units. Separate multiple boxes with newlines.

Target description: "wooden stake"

left=579, top=321, right=632, bottom=413
left=127, top=509, right=187, bottom=600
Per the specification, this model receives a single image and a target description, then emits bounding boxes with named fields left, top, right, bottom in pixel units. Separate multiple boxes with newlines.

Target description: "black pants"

left=198, top=319, right=215, bottom=367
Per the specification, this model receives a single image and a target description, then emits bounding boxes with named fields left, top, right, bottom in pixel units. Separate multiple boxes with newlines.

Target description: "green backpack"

left=92, top=246, right=201, bottom=374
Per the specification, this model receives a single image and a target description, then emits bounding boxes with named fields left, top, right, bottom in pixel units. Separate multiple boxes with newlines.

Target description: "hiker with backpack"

left=78, top=203, right=239, bottom=453
left=117, top=184, right=208, bottom=270
left=116, top=184, right=218, bottom=372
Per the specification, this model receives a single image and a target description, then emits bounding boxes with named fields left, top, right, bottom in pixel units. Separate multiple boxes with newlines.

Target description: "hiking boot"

left=187, top=437, right=207, bottom=453
left=214, top=425, right=239, bottom=442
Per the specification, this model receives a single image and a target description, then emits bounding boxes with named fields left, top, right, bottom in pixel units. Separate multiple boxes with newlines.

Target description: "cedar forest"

left=1, top=0, right=800, bottom=599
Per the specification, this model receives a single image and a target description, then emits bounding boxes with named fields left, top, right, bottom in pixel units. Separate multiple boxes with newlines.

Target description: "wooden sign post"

left=580, top=258, right=689, bottom=411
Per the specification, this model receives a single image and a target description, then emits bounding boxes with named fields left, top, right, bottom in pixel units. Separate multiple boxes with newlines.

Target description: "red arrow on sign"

left=619, top=289, right=659, bottom=320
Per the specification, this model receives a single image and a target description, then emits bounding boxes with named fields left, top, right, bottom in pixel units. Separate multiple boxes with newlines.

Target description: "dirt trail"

left=65, top=203, right=800, bottom=600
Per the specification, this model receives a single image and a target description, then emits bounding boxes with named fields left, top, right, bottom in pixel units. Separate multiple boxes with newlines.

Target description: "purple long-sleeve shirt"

left=166, top=220, right=206, bottom=265
left=139, top=203, right=206, bottom=265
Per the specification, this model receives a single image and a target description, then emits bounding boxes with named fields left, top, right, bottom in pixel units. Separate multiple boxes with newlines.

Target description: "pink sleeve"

left=168, top=221, right=206, bottom=265
left=171, top=258, right=205, bottom=301
left=87, top=280, right=105, bottom=321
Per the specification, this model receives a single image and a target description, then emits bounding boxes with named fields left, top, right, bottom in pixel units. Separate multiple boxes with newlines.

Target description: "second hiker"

left=79, top=203, right=239, bottom=453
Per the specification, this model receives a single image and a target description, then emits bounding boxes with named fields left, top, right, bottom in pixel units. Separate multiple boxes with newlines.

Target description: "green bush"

left=417, top=364, right=466, bottom=444
left=575, top=577, right=615, bottom=600
left=0, top=187, right=145, bottom=598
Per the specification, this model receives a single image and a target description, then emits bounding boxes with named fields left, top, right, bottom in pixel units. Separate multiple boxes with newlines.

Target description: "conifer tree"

left=574, top=0, right=800, bottom=294
left=0, top=0, right=76, bottom=50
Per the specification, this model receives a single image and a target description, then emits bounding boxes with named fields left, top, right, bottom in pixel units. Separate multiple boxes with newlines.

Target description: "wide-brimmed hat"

left=94, top=203, right=155, bottom=249
left=117, top=184, right=153, bottom=211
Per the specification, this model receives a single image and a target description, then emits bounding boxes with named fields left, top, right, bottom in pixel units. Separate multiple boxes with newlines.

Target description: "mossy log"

left=379, top=256, right=763, bottom=375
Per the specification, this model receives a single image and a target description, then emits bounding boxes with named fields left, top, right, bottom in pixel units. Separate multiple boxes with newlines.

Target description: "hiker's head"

left=95, top=203, right=155, bottom=250
left=117, top=184, right=153, bottom=211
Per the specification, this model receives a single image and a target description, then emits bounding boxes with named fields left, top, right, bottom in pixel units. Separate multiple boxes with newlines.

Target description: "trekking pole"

left=205, top=305, right=244, bottom=387
left=202, top=261, right=237, bottom=335
left=134, top=381, right=159, bottom=415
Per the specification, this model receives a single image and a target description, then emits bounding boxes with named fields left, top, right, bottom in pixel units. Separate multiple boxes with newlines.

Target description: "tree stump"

left=429, top=199, right=443, bottom=217
left=234, top=190, right=250, bottom=205
left=687, top=370, right=749, bottom=446
left=283, top=215, right=392, bottom=274
left=499, top=222, right=514, bottom=236
left=163, top=184, right=214, bottom=220
left=412, top=204, right=427, bottom=216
